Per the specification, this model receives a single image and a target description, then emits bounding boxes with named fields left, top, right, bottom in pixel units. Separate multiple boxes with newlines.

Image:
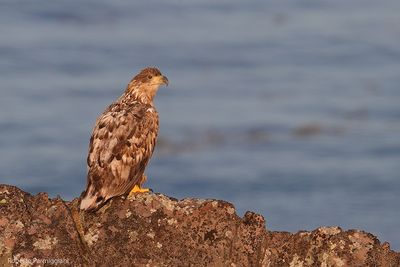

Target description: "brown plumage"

left=80, top=67, right=168, bottom=211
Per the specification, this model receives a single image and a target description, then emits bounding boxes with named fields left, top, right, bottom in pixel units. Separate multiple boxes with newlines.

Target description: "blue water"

left=1, top=0, right=400, bottom=250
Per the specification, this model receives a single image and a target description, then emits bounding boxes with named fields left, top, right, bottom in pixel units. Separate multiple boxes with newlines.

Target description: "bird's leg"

left=128, top=175, right=151, bottom=196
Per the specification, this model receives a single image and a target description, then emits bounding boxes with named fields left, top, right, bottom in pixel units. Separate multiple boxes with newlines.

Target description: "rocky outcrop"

left=0, top=184, right=399, bottom=266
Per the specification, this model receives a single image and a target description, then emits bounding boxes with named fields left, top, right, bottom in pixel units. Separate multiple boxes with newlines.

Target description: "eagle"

left=80, top=67, right=168, bottom=211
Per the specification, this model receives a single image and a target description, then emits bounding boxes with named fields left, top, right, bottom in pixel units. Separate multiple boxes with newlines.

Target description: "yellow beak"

left=153, top=75, right=169, bottom=86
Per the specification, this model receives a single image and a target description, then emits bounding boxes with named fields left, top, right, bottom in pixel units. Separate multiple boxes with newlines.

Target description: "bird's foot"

left=128, top=185, right=151, bottom=196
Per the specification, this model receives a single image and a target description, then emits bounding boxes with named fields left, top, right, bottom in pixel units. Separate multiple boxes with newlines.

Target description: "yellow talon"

left=129, top=185, right=150, bottom=196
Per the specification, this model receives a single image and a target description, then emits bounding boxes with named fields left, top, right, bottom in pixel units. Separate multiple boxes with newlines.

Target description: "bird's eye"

left=147, top=75, right=152, bottom=79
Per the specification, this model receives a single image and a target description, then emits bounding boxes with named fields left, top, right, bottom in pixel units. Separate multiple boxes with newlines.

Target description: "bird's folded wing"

left=87, top=104, right=158, bottom=197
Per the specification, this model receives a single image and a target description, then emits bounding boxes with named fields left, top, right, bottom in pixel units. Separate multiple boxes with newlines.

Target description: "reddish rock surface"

left=1, top=184, right=399, bottom=266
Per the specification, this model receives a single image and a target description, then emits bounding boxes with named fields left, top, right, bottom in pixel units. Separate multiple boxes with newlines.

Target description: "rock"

left=0, top=184, right=399, bottom=266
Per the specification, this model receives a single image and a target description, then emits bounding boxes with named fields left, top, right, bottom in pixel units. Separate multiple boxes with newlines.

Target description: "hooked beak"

left=161, top=75, right=169, bottom=86
left=151, top=75, right=169, bottom=87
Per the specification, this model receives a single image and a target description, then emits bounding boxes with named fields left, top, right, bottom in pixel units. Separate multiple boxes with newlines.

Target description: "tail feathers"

left=80, top=192, right=107, bottom=212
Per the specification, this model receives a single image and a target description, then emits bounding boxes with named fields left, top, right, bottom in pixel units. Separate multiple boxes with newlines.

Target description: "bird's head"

left=126, top=67, right=169, bottom=103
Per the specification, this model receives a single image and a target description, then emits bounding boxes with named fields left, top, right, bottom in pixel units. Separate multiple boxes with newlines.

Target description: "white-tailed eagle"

left=80, top=67, right=168, bottom=211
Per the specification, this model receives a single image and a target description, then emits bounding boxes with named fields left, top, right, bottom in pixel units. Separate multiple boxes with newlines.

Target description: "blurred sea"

left=1, top=0, right=399, bottom=250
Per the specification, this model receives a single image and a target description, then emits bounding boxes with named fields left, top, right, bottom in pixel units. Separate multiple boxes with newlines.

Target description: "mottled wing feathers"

left=81, top=102, right=158, bottom=210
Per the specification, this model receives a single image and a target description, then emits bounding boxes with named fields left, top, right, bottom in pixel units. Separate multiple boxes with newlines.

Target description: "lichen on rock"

left=0, top=184, right=399, bottom=266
